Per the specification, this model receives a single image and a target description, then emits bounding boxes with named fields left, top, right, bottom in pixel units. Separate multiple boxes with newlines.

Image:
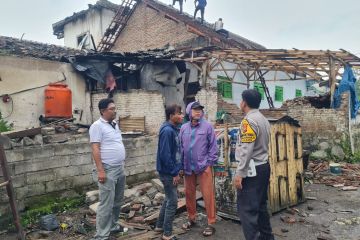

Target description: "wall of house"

left=112, top=2, right=197, bottom=52
left=0, top=55, right=92, bottom=130
left=285, top=93, right=350, bottom=159
left=63, top=8, right=115, bottom=49
left=208, top=61, right=311, bottom=109
left=195, top=88, right=218, bottom=124
left=0, top=133, right=158, bottom=215
left=91, top=90, right=165, bottom=135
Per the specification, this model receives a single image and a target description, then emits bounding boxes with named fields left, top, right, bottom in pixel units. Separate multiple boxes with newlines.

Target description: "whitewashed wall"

left=208, top=60, right=311, bottom=109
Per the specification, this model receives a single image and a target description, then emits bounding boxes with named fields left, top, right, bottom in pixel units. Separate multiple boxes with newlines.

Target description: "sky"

left=0, top=0, right=359, bottom=55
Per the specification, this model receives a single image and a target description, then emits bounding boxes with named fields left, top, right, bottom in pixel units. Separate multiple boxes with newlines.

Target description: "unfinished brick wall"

left=195, top=88, right=218, bottom=123
left=112, top=2, right=197, bottom=52
left=92, top=90, right=165, bottom=135
left=285, top=93, right=349, bottom=151
left=217, top=96, right=243, bottom=123
left=1, top=134, right=158, bottom=215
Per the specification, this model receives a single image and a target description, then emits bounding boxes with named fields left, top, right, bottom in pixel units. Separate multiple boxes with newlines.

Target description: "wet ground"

left=3, top=183, right=360, bottom=240
left=177, top=183, right=360, bottom=240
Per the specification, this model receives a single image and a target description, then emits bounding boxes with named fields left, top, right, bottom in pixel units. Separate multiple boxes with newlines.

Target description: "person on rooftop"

left=194, top=0, right=207, bottom=24
left=173, top=0, right=185, bottom=14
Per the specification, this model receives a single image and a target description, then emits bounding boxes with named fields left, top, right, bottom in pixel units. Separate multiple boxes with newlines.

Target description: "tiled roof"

left=0, top=36, right=83, bottom=62
left=141, top=0, right=265, bottom=49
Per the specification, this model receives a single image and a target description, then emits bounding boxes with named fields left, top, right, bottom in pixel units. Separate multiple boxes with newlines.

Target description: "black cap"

left=191, top=102, right=204, bottom=109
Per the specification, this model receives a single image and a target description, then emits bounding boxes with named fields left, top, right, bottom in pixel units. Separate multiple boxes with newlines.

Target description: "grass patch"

left=0, top=195, right=85, bottom=231
left=21, top=195, right=85, bottom=227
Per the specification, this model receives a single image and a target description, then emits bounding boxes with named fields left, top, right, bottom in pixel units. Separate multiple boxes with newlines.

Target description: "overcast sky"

left=0, top=0, right=359, bottom=54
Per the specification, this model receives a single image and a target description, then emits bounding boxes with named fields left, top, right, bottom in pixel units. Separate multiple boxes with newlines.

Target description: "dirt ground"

left=2, top=183, right=360, bottom=240
left=177, top=183, right=360, bottom=240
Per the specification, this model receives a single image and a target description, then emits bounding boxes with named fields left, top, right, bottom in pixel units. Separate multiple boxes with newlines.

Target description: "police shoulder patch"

left=240, top=119, right=257, bottom=143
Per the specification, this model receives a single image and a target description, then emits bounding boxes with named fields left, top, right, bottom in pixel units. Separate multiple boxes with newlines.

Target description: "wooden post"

left=329, top=56, right=337, bottom=107
left=0, top=138, right=25, bottom=240
left=224, top=123, right=229, bottom=169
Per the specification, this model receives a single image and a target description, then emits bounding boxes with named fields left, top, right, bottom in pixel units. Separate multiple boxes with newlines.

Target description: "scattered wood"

left=119, top=220, right=151, bottom=230
left=128, top=210, right=136, bottom=219
left=117, top=230, right=149, bottom=240
left=342, top=186, right=358, bottom=191
left=306, top=197, right=318, bottom=201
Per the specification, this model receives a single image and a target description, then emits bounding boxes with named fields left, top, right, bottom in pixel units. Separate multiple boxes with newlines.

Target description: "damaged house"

left=51, top=0, right=360, bottom=156
left=52, top=0, right=315, bottom=121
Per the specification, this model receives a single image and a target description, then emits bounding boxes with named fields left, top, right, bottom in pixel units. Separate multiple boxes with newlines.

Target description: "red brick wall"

left=112, top=2, right=197, bottom=52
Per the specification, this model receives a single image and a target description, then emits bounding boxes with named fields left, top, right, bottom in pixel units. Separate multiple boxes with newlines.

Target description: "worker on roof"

left=233, top=89, right=275, bottom=240
left=194, top=0, right=207, bottom=24
left=173, top=0, right=185, bottom=14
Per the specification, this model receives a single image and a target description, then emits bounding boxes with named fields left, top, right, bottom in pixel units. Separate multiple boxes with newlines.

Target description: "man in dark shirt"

left=155, top=104, right=184, bottom=240
left=194, top=0, right=207, bottom=24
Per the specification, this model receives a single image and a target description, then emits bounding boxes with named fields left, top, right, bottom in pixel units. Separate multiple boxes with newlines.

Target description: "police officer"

left=233, top=89, right=274, bottom=240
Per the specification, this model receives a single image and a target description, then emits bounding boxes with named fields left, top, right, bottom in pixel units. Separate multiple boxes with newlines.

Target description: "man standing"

left=155, top=104, right=184, bottom=240
left=234, top=90, right=274, bottom=240
left=180, top=101, right=217, bottom=237
left=89, top=98, right=126, bottom=240
left=194, top=0, right=207, bottom=24
left=173, top=0, right=185, bottom=14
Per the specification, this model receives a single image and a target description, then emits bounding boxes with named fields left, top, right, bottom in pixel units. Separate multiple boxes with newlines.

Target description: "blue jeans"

left=156, top=174, right=178, bottom=236
left=92, top=164, right=126, bottom=240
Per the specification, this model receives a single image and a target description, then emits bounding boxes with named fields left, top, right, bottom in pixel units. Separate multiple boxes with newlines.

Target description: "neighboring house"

left=0, top=36, right=91, bottom=130
left=52, top=0, right=119, bottom=50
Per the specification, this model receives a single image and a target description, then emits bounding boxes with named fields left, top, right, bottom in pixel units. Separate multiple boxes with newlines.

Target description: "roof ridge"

left=143, top=0, right=265, bottom=49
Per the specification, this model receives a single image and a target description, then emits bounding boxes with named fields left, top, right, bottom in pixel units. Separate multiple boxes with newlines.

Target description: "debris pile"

left=86, top=178, right=201, bottom=239
left=282, top=94, right=330, bottom=109
left=306, top=161, right=360, bottom=191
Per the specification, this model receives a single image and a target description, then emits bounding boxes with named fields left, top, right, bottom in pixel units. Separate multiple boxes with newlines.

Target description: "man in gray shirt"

left=89, top=98, right=126, bottom=240
left=234, top=90, right=274, bottom=240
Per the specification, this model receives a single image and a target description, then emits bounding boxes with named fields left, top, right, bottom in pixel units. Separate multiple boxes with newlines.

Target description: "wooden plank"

left=286, top=124, right=297, bottom=206
left=3, top=128, right=41, bottom=139
left=144, top=192, right=202, bottom=224
left=329, top=56, right=337, bottom=107
left=279, top=177, right=289, bottom=209
left=119, top=116, right=145, bottom=132
left=0, top=181, right=9, bottom=188
left=268, top=125, right=279, bottom=212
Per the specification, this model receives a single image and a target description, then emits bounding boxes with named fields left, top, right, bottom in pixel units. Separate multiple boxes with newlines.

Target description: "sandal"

left=161, top=235, right=178, bottom=240
left=202, top=225, right=216, bottom=237
left=181, top=220, right=195, bottom=231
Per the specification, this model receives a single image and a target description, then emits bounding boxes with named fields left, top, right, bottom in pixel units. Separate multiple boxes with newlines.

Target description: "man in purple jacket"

left=179, top=101, right=218, bottom=237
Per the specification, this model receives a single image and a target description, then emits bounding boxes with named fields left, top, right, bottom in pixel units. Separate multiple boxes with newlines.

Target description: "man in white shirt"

left=89, top=98, right=126, bottom=240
